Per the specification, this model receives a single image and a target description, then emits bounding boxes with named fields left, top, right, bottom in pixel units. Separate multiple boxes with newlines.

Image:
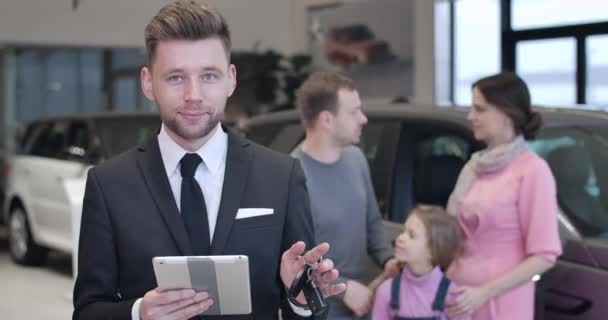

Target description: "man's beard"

left=334, top=133, right=357, bottom=148
left=163, top=113, right=222, bottom=141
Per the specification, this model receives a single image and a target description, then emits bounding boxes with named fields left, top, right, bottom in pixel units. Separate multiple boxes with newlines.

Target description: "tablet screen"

left=153, top=255, right=251, bottom=315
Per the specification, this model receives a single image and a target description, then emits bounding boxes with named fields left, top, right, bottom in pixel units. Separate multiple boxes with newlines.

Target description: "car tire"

left=8, top=206, right=48, bottom=266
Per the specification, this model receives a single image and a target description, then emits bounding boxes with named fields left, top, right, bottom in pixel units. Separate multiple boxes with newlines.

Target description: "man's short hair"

left=295, top=71, right=355, bottom=128
left=145, top=0, right=231, bottom=65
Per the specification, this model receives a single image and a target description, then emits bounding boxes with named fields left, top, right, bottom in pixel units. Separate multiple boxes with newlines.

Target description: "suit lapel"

left=210, top=130, right=252, bottom=254
left=136, top=138, right=192, bottom=255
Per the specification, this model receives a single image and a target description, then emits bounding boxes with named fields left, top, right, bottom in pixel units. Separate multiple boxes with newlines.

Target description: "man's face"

left=330, top=89, right=367, bottom=146
left=141, top=38, right=236, bottom=143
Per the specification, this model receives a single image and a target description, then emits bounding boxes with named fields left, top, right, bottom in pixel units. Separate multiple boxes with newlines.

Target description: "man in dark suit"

left=72, top=1, right=344, bottom=319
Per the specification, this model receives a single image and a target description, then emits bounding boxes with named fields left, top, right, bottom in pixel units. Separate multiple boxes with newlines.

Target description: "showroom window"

left=587, top=35, right=608, bottom=107
left=503, top=0, right=608, bottom=107
left=109, top=48, right=150, bottom=112
left=435, top=0, right=501, bottom=106
left=14, top=47, right=150, bottom=123
left=436, top=0, right=608, bottom=108
left=511, top=0, right=608, bottom=30
left=15, top=48, right=103, bottom=122
left=516, top=38, right=577, bottom=106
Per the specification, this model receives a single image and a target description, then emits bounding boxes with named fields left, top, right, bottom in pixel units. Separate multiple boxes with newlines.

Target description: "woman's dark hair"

left=472, top=72, right=542, bottom=139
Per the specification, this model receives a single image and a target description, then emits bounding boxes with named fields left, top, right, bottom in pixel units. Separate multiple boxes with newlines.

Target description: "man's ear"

left=228, top=64, right=237, bottom=97
left=318, top=110, right=334, bottom=130
left=141, top=66, right=155, bottom=102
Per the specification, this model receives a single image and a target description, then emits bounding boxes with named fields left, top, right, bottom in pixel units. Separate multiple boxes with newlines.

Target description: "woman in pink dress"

left=445, top=72, right=562, bottom=320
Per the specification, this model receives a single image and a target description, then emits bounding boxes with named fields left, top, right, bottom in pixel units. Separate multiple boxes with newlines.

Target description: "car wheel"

left=8, top=207, right=48, bottom=266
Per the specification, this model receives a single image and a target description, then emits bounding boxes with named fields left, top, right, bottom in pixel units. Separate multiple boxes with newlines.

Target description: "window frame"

left=436, top=0, right=608, bottom=106
left=501, top=0, right=608, bottom=105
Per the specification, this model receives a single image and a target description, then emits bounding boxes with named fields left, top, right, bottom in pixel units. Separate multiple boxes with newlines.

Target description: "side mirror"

left=61, top=145, right=87, bottom=161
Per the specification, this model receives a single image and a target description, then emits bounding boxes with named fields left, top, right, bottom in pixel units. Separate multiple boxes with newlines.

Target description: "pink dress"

left=447, top=150, right=562, bottom=320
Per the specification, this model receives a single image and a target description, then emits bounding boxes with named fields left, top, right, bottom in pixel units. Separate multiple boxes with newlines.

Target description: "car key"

left=302, top=280, right=328, bottom=319
left=289, top=264, right=312, bottom=297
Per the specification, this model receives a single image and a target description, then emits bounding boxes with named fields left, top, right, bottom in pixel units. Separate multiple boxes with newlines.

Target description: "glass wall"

left=14, top=47, right=148, bottom=123
left=436, top=0, right=608, bottom=108
left=516, top=38, right=577, bottom=106
left=512, top=0, right=608, bottom=30
left=434, top=0, right=501, bottom=106
left=587, top=35, right=608, bottom=108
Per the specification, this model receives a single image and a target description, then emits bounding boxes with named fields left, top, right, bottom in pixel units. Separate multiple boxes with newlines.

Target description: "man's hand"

left=139, top=288, right=213, bottom=320
left=280, top=241, right=346, bottom=304
left=383, top=257, right=401, bottom=278
left=343, top=280, right=373, bottom=317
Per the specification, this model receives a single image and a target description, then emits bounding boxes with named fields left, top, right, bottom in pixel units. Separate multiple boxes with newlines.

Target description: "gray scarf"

left=447, top=136, right=527, bottom=216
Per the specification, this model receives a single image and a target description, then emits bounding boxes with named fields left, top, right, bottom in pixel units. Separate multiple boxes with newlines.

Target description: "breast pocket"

left=233, top=209, right=280, bottom=230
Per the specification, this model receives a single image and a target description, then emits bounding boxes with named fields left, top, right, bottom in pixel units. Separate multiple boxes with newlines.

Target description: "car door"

left=25, top=120, right=88, bottom=252
left=387, top=119, right=478, bottom=224
left=11, top=121, right=53, bottom=236
left=529, top=126, right=608, bottom=320
left=52, top=120, right=94, bottom=252
left=355, top=118, right=402, bottom=282
left=21, top=121, right=66, bottom=246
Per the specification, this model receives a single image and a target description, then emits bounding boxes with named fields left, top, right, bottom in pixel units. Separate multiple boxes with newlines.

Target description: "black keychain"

left=289, top=257, right=329, bottom=319
left=289, top=264, right=312, bottom=297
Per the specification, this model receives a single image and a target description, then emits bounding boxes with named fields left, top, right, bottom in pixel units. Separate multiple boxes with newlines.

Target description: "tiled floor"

left=0, top=227, right=73, bottom=320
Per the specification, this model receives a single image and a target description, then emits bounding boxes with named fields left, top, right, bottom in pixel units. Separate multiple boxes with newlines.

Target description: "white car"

left=4, top=113, right=160, bottom=265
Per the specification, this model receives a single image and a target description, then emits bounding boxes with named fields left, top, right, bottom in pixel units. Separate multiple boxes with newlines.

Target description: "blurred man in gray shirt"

left=292, top=72, right=399, bottom=319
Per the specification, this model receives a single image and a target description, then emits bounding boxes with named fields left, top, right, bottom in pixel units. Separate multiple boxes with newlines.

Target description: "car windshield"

left=529, top=125, right=608, bottom=238
left=94, top=116, right=160, bottom=157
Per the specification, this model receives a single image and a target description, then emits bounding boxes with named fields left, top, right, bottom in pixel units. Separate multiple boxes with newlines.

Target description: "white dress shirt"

left=158, top=123, right=227, bottom=240
left=132, top=124, right=310, bottom=319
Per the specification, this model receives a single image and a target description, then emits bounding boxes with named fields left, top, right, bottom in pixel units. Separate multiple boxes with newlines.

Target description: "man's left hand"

left=280, top=241, right=346, bottom=304
left=383, top=257, right=401, bottom=278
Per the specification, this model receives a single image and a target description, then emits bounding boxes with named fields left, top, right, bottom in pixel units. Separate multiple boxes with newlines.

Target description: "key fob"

left=302, top=282, right=328, bottom=319
left=289, top=264, right=311, bottom=297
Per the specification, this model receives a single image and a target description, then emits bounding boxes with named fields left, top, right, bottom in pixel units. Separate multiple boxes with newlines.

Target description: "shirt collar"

left=157, top=123, right=228, bottom=178
left=402, top=265, right=442, bottom=284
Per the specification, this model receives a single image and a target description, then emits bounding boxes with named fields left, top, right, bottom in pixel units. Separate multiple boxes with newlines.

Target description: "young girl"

left=371, top=205, right=468, bottom=320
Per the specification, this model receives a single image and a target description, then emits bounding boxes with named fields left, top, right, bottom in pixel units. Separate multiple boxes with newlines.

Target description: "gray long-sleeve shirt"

left=294, top=146, right=393, bottom=319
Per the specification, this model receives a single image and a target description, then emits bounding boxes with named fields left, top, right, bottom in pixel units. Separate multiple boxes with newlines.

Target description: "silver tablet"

left=152, top=255, right=251, bottom=315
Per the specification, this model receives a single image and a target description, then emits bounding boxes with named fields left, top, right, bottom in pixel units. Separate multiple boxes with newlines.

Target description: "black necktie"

left=180, top=153, right=210, bottom=255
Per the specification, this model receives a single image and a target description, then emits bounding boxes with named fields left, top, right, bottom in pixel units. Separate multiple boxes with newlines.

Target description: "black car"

left=244, top=103, right=608, bottom=320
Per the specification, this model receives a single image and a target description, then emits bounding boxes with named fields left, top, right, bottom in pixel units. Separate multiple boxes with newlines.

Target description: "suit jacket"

left=73, top=128, right=314, bottom=320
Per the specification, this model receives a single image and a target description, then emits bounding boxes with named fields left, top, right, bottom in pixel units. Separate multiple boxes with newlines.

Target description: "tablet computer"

left=152, top=255, right=251, bottom=315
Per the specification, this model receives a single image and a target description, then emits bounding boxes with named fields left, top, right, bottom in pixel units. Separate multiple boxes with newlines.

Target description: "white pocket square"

left=235, top=208, right=274, bottom=220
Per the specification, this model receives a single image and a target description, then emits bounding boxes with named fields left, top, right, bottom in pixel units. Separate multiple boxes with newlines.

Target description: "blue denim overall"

left=389, top=274, right=451, bottom=320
